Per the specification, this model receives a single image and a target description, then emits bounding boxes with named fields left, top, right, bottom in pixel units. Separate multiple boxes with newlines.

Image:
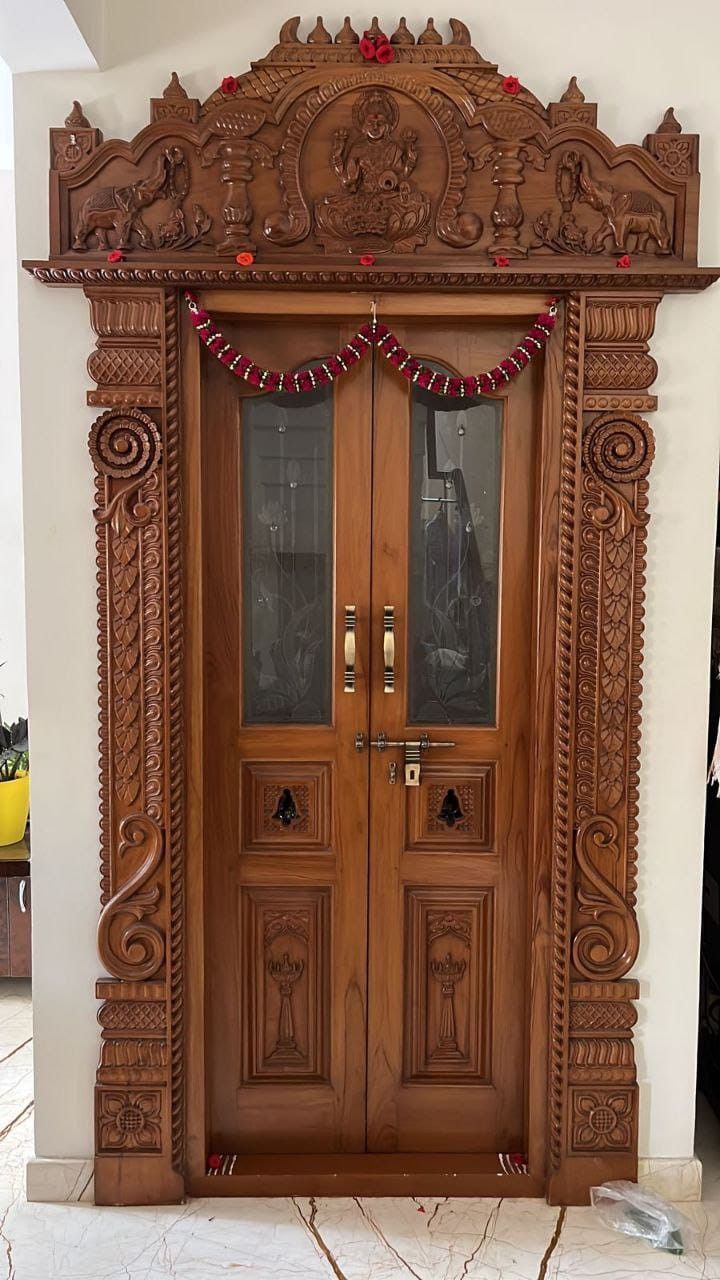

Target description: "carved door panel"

left=366, top=320, right=538, bottom=1153
left=203, top=316, right=372, bottom=1153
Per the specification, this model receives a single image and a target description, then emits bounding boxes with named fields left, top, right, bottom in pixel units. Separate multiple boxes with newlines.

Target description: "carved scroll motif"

left=572, top=815, right=639, bottom=980
left=97, top=814, right=165, bottom=981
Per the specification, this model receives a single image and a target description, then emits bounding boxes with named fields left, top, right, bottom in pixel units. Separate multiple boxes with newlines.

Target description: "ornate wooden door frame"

left=24, top=17, right=718, bottom=1206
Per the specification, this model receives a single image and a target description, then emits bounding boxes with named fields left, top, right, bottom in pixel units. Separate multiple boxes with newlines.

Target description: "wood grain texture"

left=26, top=17, right=714, bottom=1208
left=34, top=18, right=704, bottom=275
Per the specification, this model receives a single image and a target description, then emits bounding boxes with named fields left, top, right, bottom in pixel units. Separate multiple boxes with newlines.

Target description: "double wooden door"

left=203, top=309, right=538, bottom=1161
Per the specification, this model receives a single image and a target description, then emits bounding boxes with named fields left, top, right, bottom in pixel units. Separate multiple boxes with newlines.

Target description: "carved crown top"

left=29, top=14, right=714, bottom=286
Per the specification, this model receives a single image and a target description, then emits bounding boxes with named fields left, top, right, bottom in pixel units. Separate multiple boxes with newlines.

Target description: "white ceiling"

left=0, top=0, right=100, bottom=73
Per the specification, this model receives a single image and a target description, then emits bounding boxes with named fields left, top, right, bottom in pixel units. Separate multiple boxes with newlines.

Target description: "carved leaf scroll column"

left=88, top=287, right=184, bottom=1205
left=548, top=292, right=658, bottom=1203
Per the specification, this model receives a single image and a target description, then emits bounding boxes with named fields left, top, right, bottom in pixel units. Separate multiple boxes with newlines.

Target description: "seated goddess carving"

left=314, top=88, right=431, bottom=253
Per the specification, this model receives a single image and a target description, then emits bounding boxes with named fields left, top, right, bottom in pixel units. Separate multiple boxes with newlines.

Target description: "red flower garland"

left=183, top=291, right=557, bottom=399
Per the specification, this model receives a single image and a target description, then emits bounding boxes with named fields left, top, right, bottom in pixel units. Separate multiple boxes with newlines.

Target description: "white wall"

left=0, top=56, right=26, bottom=725
left=13, top=1, right=720, bottom=1162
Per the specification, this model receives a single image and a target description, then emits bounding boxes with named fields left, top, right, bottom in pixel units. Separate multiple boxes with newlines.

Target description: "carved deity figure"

left=314, top=88, right=431, bottom=253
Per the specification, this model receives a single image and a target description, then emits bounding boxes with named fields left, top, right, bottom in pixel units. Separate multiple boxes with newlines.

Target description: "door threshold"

left=187, top=1152, right=545, bottom=1198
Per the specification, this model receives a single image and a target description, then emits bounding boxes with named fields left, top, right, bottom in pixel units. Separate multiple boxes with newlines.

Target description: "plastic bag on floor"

left=590, top=1181, right=699, bottom=1255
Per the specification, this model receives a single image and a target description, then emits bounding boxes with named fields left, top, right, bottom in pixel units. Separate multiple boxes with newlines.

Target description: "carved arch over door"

left=25, top=15, right=718, bottom=1206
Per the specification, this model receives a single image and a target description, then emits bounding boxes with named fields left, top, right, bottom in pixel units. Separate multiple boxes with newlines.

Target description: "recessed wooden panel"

left=241, top=886, right=331, bottom=1084
left=407, top=763, right=496, bottom=853
left=403, top=886, right=493, bottom=1084
left=241, top=762, right=332, bottom=852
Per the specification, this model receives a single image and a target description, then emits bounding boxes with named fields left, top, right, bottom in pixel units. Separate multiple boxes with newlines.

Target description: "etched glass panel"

left=408, top=374, right=502, bottom=725
left=242, top=376, right=333, bottom=724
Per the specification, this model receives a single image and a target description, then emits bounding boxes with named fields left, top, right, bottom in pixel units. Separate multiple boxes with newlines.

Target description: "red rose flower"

left=502, top=75, right=520, bottom=95
left=235, top=251, right=254, bottom=266
left=106, top=250, right=123, bottom=263
left=617, top=253, right=631, bottom=269
left=376, top=41, right=395, bottom=63
left=359, top=36, right=376, bottom=59
left=494, top=255, right=510, bottom=267
left=359, top=253, right=376, bottom=266
left=221, top=76, right=238, bottom=95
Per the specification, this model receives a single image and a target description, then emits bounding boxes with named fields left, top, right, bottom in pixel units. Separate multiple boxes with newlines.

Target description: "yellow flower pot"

left=0, top=772, right=30, bottom=847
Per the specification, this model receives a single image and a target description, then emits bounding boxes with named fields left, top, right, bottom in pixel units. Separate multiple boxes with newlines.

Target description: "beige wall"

left=14, top=1, right=720, bottom=1161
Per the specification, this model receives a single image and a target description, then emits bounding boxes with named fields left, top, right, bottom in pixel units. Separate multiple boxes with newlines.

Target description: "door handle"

left=383, top=606, right=395, bottom=694
left=18, top=879, right=28, bottom=913
left=343, top=605, right=357, bottom=693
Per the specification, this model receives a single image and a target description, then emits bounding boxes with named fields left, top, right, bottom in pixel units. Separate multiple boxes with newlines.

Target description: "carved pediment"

left=42, top=17, right=702, bottom=273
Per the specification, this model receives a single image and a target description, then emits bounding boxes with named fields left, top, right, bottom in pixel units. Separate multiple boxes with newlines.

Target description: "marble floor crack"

left=459, top=1196, right=501, bottom=1280
left=352, top=1197, right=425, bottom=1280
left=536, top=1206, right=566, bottom=1280
left=0, top=1101, right=33, bottom=1147
left=0, top=1039, right=31, bottom=1069
left=0, top=1203, right=15, bottom=1280
left=292, top=1196, right=349, bottom=1280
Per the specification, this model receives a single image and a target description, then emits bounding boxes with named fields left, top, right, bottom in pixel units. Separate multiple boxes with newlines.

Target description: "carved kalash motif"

left=24, top=14, right=719, bottom=1211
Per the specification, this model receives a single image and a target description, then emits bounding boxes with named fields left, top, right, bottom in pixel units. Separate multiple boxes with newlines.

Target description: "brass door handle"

left=383, top=606, right=395, bottom=694
left=344, top=605, right=357, bottom=693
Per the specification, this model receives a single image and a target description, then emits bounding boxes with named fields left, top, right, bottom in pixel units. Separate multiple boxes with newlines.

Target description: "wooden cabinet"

left=0, top=855, right=31, bottom=978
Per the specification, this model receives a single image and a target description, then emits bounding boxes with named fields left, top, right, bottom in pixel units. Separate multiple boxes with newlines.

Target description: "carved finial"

left=391, top=16, right=415, bottom=44
left=335, top=16, right=359, bottom=43
left=657, top=106, right=682, bottom=134
left=162, top=72, right=188, bottom=100
left=307, top=16, right=332, bottom=43
left=561, top=76, right=585, bottom=102
left=366, top=16, right=385, bottom=39
left=418, top=17, right=442, bottom=44
left=278, top=16, right=301, bottom=43
left=65, top=100, right=90, bottom=128
left=449, top=17, right=471, bottom=45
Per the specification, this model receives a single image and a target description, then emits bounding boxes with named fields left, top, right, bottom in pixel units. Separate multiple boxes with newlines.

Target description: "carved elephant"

left=72, top=147, right=184, bottom=251
left=577, top=156, right=672, bottom=255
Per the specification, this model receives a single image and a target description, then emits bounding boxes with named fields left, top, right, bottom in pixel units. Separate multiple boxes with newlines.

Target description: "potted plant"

left=0, top=717, right=29, bottom=846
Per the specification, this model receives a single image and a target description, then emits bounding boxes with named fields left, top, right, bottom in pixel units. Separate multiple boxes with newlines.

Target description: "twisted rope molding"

left=549, top=293, right=581, bottom=1172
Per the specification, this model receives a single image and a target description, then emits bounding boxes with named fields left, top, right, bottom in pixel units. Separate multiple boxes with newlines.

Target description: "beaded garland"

left=183, top=291, right=558, bottom=399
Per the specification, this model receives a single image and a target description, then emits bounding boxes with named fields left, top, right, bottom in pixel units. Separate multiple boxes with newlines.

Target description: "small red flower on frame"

left=359, top=35, right=376, bottom=59
left=502, top=75, right=520, bottom=95
left=376, top=41, right=395, bottom=64
left=494, top=255, right=510, bottom=267
left=221, top=75, right=238, bottom=95
left=107, top=250, right=124, bottom=263
left=359, top=253, right=376, bottom=267
left=617, top=254, right=632, bottom=269
left=235, top=251, right=254, bottom=266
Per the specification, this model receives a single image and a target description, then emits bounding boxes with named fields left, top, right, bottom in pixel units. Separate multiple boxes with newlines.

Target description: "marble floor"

left=3, top=978, right=720, bottom=1278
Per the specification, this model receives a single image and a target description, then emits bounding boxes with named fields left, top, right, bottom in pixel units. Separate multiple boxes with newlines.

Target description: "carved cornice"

left=25, top=262, right=720, bottom=291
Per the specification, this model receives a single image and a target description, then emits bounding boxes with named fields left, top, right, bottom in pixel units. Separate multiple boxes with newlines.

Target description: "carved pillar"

left=471, top=103, right=548, bottom=259
left=86, top=287, right=184, bottom=1205
left=549, top=293, right=658, bottom=1203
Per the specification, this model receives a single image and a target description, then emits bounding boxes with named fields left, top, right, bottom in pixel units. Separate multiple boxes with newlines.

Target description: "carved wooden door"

left=366, top=319, right=537, bottom=1154
left=204, top=312, right=536, bottom=1159
left=203, top=316, right=373, bottom=1153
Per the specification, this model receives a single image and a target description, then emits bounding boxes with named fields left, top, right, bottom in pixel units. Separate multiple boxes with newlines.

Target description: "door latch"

left=358, top=731, right=456, bottom=785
